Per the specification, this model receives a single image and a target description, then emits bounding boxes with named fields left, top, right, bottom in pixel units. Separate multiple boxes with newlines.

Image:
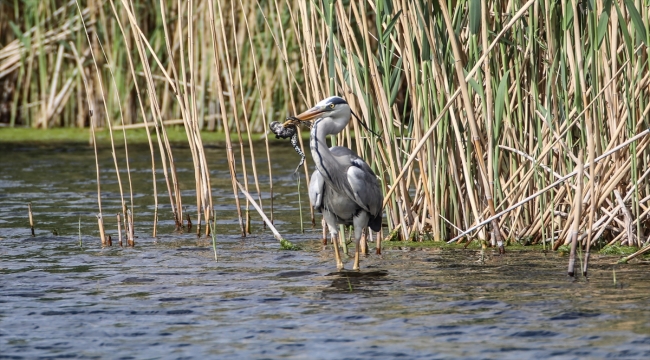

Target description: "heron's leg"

left=360, top=228, right=368, bottom=255
left=322, top=218, right=328, bottom=245
left=352, top=214, right=369, bottom=271
left=330, top=230, right=344, bottom=270
left=352, top=226, right=366, bottom=271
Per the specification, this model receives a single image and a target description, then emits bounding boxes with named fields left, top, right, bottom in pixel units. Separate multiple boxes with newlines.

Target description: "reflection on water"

left=1, top=142, right=650, bottom=358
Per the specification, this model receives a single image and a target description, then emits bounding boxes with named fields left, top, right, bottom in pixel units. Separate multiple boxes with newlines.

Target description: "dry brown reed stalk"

left=230, top=1, right=262, bottom=234
left=381, top=0, right=538, bottom=205
left=77, top=0, right=131, bottom=249
left=438, top=0, right=504, bottom=253
left=96, top=34, right=135, bottom=244
left=105, top=1, right=158, bottom=237
left=235, top=180, right=283, bottom=242
left=568, top=151, right=584, bottom=277
left=619, top=244, right=650, bottom=264
left=215, top=0, right=251, bottom=235
left=238, top=0, right=275, bottom=225
left=181, top=0, right=214, bottom=237
left=614, top=190, right=635, bottom=246
left=119, top=0, right=185, bottom=231
left=127, top=209, right=134, bottom=247
left=208, top=0, right=244, bottom=237
left=96, top=214, right=106, bottom=246
left=273, top=0, right=315, bottom=229
left=452, top=128, right=650, bottom=243
left=71, top=1, right=104, bottom=245
left=27, top=202, right=35, bottom=237
left=116, top=213, right=123, bottom=247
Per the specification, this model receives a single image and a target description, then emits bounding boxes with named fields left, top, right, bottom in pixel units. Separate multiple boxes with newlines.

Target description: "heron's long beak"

left=283, top=106, right=325, bottom=127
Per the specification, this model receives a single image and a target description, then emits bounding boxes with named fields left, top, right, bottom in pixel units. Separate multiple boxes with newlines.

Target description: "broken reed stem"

left=28, top=202, right=34, bottom=237
left=96, top=214, right=106, bottom=246
left=117, top=213, right=123, bottom=247
left=235, top=180, right=283, bottom=242
left=210, top=213, right=218, bottom=262
left=619, top=244, right=650, bottom=264
left=127, top=209, right=134, bottom=247
left=568, top=151, right=584, bottom=277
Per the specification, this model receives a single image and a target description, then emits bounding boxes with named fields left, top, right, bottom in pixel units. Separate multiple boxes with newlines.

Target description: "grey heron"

left=284, top=96, right=383, bottom=271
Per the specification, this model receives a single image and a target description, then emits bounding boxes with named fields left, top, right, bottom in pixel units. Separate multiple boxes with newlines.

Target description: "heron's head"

left=283, top=96, right=351, bottom=134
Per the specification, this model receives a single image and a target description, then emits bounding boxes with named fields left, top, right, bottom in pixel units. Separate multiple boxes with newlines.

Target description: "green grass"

left=0, top=127, right=292, bottom=144
left=382, top=239, right=550, bottom=252
left=600, top=245, right=638, bottom=256
left=382, top=240, right=479, bottom=249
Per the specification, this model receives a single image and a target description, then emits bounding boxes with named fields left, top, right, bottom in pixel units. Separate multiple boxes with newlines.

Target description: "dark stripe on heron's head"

left=324, top=96, right=348, bottom=106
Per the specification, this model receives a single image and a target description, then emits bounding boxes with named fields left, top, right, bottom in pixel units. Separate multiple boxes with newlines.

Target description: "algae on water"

left=280, top=239, right=300, bottom=251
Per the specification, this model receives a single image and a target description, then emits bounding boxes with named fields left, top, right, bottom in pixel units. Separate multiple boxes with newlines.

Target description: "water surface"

left=1, top=141, right=650, bottom=359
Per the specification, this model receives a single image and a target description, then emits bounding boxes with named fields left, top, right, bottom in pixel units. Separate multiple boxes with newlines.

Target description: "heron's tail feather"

left=368, top=212, right=382, bottom=232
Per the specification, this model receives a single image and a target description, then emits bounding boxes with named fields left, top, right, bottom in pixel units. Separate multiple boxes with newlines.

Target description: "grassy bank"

left=0, top=127, right=300, bottom=144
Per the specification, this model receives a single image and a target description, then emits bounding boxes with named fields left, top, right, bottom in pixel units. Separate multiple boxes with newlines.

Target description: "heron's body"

left=288, top=96, right=383, bottom=270
left=309, top=147, right=382, bottom=231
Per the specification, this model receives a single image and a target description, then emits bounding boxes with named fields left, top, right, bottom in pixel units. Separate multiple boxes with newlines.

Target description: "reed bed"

left=3, top=0, right=650, bottom=269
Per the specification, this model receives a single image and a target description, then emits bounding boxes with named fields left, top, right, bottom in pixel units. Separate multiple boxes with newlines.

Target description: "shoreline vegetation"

left=0, top=127, right=312, bottom=144
left=1, top=1, right=650, bottom=274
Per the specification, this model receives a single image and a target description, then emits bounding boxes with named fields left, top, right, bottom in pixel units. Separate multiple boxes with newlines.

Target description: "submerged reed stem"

left=117, top=213, right=123, bottom=247
left=78, top=216, right=82, bottom=248
left=96, top=214, right=106, bottom=247
left=210, top=216, right=218, bottom=262
left=27, top=202, right=34, bottom=237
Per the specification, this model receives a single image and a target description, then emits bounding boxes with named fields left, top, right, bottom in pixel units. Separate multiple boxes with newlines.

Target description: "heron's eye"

left=329, top=104, right=335, bottom=109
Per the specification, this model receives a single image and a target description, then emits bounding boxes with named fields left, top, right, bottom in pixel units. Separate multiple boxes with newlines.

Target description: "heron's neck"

left=310, top=120, right=338, bottom=181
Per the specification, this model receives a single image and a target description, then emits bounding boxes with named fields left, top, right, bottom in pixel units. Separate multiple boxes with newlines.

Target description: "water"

left=2, top=141, right=650, bottom=359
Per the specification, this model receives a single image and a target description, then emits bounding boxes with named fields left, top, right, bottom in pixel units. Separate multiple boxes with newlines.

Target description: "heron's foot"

left=336, top=262, right=344, bottom=271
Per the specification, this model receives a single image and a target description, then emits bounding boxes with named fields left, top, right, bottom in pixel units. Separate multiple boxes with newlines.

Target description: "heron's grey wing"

left=309, top=169, right=325, bottom=209
left=346, top=156, right=383, bottom=218
left=328, top=147, right=382, bottom=216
